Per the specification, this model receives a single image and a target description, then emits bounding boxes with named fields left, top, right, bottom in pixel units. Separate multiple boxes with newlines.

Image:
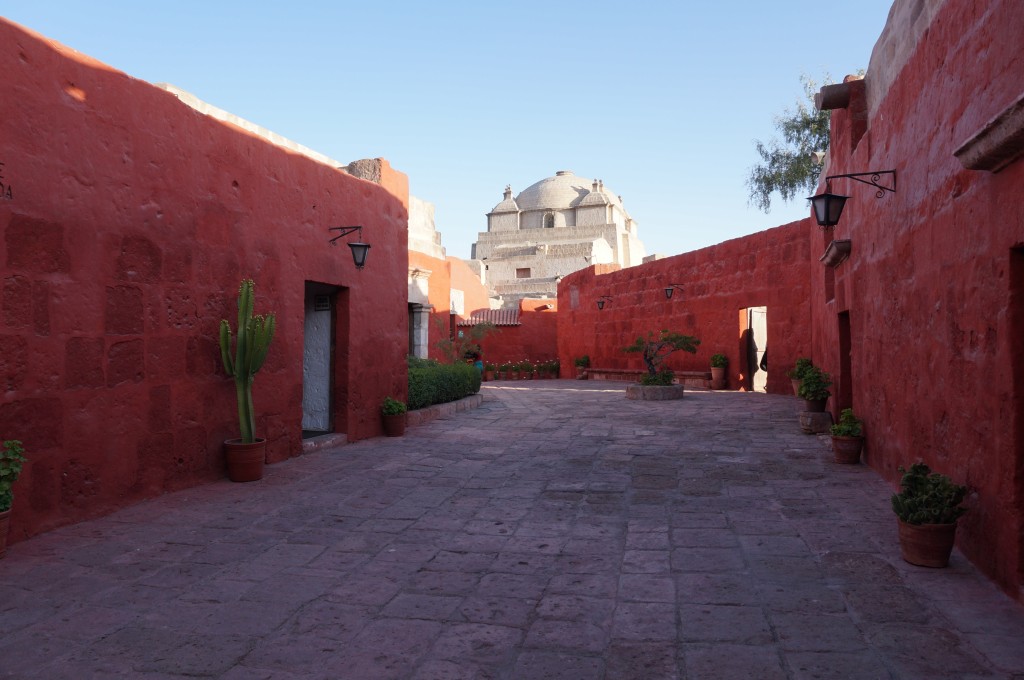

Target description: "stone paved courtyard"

left=2, top=381, right=1023, bottom=679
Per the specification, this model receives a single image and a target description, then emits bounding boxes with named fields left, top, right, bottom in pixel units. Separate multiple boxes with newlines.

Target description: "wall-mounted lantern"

left=328, top=226, right=371, bottom=268
left=807, top=170, right=896, bottom=229
left=664, top=284, right=685, bottom=300
left=596, top=295, right=613, bottom=310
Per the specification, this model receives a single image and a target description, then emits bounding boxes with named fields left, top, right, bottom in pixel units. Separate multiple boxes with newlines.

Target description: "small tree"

left=433, top=320, right=497, bottom=364
left=624, top=330, right=700, bottom=377
left=746, top=74, right=833, bottom=213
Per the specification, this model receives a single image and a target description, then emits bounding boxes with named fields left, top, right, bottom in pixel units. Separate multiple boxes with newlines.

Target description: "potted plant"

left=484, top=363, right=496, bottom=381
left=219, top=279, right=276, bottom=482
left=710, top=353, right=728, bottom=390
left=498, top=362, right=512, bottom=380
left=787, top=357, right=813, bottom=396
left=381, top=397, right=408, bottom=437
left=891, top=462, right=968, bottom=568
left=0, top=440, right=26, bottom=558
left=798, top=366, right=832, bottom=412
left=574, top=355, right=590, bottom=378
left=829, top=408, right=864, bottom=464
left=623, top=330, right=700, bottom=400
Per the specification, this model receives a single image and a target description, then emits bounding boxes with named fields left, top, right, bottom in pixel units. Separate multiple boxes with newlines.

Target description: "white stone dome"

left=515, top=170, right=622, bottom=211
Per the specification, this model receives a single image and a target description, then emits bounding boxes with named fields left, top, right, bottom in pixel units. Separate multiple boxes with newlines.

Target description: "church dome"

left=515, top=170, right=622, bottom=211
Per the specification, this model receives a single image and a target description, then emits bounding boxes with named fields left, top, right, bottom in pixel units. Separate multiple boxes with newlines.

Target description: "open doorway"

left=741, top=306, right=768, bottom=392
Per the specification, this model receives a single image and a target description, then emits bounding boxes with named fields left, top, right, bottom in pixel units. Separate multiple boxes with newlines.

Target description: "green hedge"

left=407, top=356, right=481, bottom=410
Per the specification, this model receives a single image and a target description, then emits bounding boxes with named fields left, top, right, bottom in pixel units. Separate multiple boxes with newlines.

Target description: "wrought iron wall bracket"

left=328, top=225, right=363, bottom=245
left=824, top=170, right=896, bottom=198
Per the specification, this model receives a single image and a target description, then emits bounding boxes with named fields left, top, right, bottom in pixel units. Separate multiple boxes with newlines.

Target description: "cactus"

left=219, top=279, right=275, bottom=444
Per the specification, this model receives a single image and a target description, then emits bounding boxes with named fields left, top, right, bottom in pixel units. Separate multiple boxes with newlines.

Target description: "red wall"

left=0, top=20, right=410, bottom=543
left=806, top=0, right=1024, bottom=596
left=557, top=226, right=813, bottom=389
left=480, top=299, right=559, bottom=366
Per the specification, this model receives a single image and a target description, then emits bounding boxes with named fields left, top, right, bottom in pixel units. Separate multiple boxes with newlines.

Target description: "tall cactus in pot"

left=219, top=279, right=276, bottom=444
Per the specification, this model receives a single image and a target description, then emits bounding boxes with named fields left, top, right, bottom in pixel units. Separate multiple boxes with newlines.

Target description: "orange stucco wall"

left=480, top=299, right=559, bottom=366
left=0, top=19, right=409, bottom=543
left=557, top=226, right=812, bottom=389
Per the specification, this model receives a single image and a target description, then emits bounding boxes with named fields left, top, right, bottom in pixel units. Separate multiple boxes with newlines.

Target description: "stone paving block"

left=670, top=546, right=747, bottom=572
left=457, top=596, right=537, bottom=627
left=611, top=602, right=678, bottom=641
left=476, top=572, right=549, bottom=599
left=682, top=643, right=788, bottom=680
left=622, top=549, right=671, bottom=573
left=327, top=573, right=402, bottom=606
left=679, top=604, right=773, bottom=644
left=604, top=641, right=680, bottom=680
left=867, top=622, right=993, bottom=678
left=619, top=573, right=676, bottom=603
left=380, top=592, right=463, bottom=620
left=404, top=569, right=481, bottom=596
left=758, top=582, right=847, bottom=614
left=535, top=593, right=615, bottom=622
left=545, top=572, right=619, bottom=598
left=411, top=659, right=497, bottom=680
left=491, top=551, right=557, bottom=574
left=784, top=650, right=895, bottom=680
left=286, top=600, right=373, bottom=638
left=524, top=618, right=608, bottom=654
left=430, top=622, right=523, bottom=664
left=771, top=612, right=869, bottom=652
left=510, top=651, right=604, bottom=680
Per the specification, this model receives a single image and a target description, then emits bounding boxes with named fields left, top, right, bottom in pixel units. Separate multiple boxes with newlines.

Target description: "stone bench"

left=584, top=368, right=712, bottom=389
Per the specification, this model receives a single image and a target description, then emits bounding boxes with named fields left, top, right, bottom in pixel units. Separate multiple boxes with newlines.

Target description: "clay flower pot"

left=223, top=439, right=266, bottom=482
left=0, top=509, right=11, bottom=558
left=831, top=435, right=863, bottom=464
left=804, top=398, right=828, bottom=412
left=382, top=413, right=407, bottom=437
left=710, top=366, right=726, bottom=390
left=898, top=519, right=957, bottom=568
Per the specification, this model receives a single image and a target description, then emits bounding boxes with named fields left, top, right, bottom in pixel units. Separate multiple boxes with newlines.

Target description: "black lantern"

left=807, top=170, right=896, bottom=229
left=807, top=191, right=849, bottom=229
left=664, top=284, right=684, bottom=300
left=328, top=226, right=370, bottom=269
left=596, top=295, right=613, bottom=310
left=348, top=241, right=370, bottom=269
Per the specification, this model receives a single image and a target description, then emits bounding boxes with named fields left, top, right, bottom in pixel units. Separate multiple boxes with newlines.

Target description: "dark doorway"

left=837, top=311, right=852, bottom=411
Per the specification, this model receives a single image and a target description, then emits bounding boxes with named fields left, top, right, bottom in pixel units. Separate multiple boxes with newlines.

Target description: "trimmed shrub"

left=408, top=360, right=481, bottom=410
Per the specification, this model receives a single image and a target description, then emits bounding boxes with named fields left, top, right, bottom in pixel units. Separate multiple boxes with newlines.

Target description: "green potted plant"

left=498, top=361, right=513, bottom=380
left=484, top=363, right=496, bottom=381
left=574, top=355, right=590, bottom=378
left=381, top=397, right=408, bottom=437
left=829, top=408, right=864, bottom=464
left=0, top=440, right=26, bottom=558
left=219, top=279, right=276, bottom=482
left=891, top=462, right=968, bottom=568
left=798, top=366, right=832, bottom=412
left=623, top=330, right=700, bottom=399
left=787, top=357, right=813, bottom=396
left=709, top=353, right=728, bottom=390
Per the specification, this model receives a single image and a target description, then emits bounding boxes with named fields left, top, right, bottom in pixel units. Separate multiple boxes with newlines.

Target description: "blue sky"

left=2, top=1, right=894, bottom=258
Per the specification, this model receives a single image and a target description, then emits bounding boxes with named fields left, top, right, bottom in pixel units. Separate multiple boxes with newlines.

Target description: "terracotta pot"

left=484, top=371, right=494, bottom=382
left=711, top=366, right=726, bottom=390
left=382, top=413, right=407, bottom=437
left=224, top=438, right=265, bottom=482
left=804, top=398, right=828, bottom=412
left=791, top=378, right=801, bottom=396
left=831, top=435, right=863, bottom=464
left=510, top=372, right=520, bottom=380
left=898, top=519, right=957, bottom=568
left=0, top=508, right=10, bottom=558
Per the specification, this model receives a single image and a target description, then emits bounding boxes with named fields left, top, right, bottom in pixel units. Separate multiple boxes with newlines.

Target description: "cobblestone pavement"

left=2, top=381, right=1023, bottom=679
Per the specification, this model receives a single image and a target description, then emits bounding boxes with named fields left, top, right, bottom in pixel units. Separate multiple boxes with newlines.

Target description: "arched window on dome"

left=544, top=213, right=555, bottom=228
